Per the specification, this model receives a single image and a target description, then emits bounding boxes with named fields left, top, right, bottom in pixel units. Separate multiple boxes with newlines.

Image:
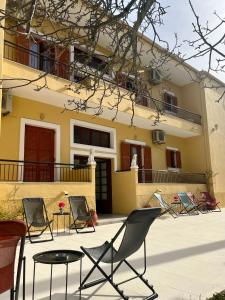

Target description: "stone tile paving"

left=1, top=210, right=225, bottom=300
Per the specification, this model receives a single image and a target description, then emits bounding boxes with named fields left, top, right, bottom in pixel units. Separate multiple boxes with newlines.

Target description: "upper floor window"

left=163, top=92, right=177, bottom=113
left=74, top=47, right=109, bottom=74
left=166, top=148, right=181, bottom=169
left=116, top=73, right=137, bottom=92
left=74, top=125, right=110, bottom=148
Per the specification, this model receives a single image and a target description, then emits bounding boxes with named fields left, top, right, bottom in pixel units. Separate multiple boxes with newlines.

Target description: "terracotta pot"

left=143, top=204, right=151, bottom=208
left=87, top=211, right=98, bottom=226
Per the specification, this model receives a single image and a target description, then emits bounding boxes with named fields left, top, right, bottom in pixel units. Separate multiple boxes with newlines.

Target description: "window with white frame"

left=70, top=120, right=116, bottom=153
left=166, top=148, right=181, bottom=169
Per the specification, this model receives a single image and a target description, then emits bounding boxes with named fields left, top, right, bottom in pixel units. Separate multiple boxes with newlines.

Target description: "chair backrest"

left=113, top=208, right=161, bottom=262
left=0, top=220, right=26, bottom=296
left=201, top=192, right=213, bottom=203
left=177, top=192, right=192, bottom=207
left=69, top=196, right=89, bottom=219
left=153, top=193, right=169, bottom=209
left=186, top=192, right=196, bottom=205
left=22, top=198, right=46, bottom=225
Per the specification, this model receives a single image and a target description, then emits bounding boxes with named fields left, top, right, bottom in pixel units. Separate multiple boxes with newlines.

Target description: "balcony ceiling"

left=3, top=76, right=201, bottom=138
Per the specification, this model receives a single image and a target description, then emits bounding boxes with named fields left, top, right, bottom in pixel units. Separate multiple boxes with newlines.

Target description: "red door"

left=24, top=125, right=55, bottom=182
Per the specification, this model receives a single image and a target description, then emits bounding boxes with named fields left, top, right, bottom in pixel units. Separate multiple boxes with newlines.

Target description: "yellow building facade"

left=1, top=3, right=224, bottom=217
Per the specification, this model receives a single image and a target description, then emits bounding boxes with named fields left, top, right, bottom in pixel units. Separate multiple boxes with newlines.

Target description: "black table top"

left=53, top=212, right=70, bottom=216
left=33, top=250, right=84, bottom=264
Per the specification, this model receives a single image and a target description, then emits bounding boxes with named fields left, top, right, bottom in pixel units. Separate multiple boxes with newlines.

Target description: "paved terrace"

left=1, top=210, right=225, bottom=300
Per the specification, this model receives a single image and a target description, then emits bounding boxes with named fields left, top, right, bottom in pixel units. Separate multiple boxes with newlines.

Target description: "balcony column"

left=130, top=154, right=139, bottom=184
left=87, top=149, right=96, bottom=184
left=0, top=0, right=6, bottom=134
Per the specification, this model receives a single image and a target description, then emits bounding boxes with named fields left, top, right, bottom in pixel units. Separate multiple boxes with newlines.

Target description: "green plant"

left=0, top=205, right=23, bottom=221
left=207, top=291, right=225, bottom=300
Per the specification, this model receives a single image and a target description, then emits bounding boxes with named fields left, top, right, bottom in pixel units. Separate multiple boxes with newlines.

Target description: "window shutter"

left=121, top=142, right=131, bottom=171
left=163, top=92, right=169, bottom=111
left=55, top=46, right=70, bottom=79
left=172, top=96, right=178, bottom=113
left=16, top=27, right=30, bottom=65
left=176, top=151, right=182, bottom=168
left=143, top=146, right=152, bottom=183
left=116, top=72, right=126, bottom=88
left=143, top=146, right=152, bottom=169
left=166, top=149, right=172, bottom=167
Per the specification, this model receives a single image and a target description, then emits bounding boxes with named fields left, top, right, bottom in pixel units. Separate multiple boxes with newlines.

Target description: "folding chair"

left=80, top=207, right=161, bottom=300
left=186, top=192, right=209, bottom=214
left=177, top=192, right=199, bottom=215
left=22, top=198, right=53, bottom=243
left=0, top=220, right=26, bottom=300
left=201, top=192, right=221, bottom=212
left=153, top=193, right=179, bottom=218
left=69, top=196, right=95, bottom=233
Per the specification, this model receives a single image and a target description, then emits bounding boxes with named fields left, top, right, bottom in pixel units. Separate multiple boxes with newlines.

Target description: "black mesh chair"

left=80, top=207, right=161, bottom=300
left=22, top=198, right=53, bottom=243
left=69, top=196, right=95, bottom=233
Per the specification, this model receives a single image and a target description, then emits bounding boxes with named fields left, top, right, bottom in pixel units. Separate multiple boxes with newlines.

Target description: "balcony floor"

left=1, top=210, right=225, bottom=299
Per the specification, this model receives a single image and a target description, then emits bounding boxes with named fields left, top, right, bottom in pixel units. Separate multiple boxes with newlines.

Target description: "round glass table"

left=32, top=250, right=84, bottom=300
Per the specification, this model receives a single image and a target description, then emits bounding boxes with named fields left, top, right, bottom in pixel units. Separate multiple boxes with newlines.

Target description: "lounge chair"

left=69, top=196, right=95, bottom=233
left=0, top=220, right=26, bottom=300
left=22, top=198, right=53, bottom=243
left=187, top=192, right=209, bottom=213
left=80, top=207, right=161, bottom=300
left=153, top=192, right=179, bottom=218
left=177, top=192, right=199, bottom=215
left=201, top=192, right=221, bottom=212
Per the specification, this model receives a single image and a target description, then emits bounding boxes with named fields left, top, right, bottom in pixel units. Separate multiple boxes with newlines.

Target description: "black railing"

left=0, top=159, right=90, bottom=182
left=138, top=169, right=206, bottom=184
left=4, top=40, right=201, bottom=125
left=4, top=40, right=70, bottom=80
left=136, top=95, right=201, bottom=125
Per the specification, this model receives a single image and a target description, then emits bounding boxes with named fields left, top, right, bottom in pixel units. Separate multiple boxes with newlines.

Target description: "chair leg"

left=10, top=289, right=14, bottom=300
left=80, top=249, right=158, bottom=300
left=23, top=257, right=26, bottom=300
left=26, top=224, right=54, bottom=243
left=80, top=250, right=128, bottom=299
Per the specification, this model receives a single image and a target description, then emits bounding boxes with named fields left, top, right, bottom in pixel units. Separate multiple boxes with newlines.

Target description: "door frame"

left=19, top=118, right=60, bottom=181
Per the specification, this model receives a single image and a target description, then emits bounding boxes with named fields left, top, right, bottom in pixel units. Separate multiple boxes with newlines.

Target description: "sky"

left=149, top=0, right=225, bottom=82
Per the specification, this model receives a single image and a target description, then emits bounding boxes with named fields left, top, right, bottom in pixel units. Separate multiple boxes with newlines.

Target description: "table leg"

left=64, top=214, right=66, bottom=233
left=50, top=264, right=53, bottom=300
left=32, top=262, right=36, bottom=300
left=69, top=214, right=71, bottom=234
left=57, top=215, right=59, bottom=235
left=65, top=263, right=68, bottom=300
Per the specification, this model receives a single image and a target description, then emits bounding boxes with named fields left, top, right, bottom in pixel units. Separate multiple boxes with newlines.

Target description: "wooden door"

left=24, top=125, right=55, bottom=182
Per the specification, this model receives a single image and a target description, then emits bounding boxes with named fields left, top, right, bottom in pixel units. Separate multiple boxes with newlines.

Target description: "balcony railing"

left=136, top=95, right=201, bottom=125
left=138, top=169, right=206, bottom=184
left=4, top=40, right=70, bottom=80
left=0, top=159, right=90, bottom=182
left=4, top=40, right=201, bottom=125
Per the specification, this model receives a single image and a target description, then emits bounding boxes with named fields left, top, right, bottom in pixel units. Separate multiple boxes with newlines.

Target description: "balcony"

left=136, top=95, right=201, bottom=125
left=4, top=40, right=70, bottom=80
left=0, top=159, right=90, bottom=182
left=3, top=40, right=201, bottom=127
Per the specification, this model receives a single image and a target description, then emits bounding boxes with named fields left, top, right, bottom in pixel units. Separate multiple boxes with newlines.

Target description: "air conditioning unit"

left=148, top=68, right=161, bottom=85
left=152, top=129, right=165, bottom=144
left=1, top=89, right=12, bottom=116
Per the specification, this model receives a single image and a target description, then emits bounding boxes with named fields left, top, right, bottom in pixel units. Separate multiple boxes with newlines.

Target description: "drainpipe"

left=0, top=0, right=6, bottom=135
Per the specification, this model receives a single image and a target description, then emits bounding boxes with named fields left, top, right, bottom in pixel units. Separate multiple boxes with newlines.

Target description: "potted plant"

left=87, top=209, right=98, bottom=226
